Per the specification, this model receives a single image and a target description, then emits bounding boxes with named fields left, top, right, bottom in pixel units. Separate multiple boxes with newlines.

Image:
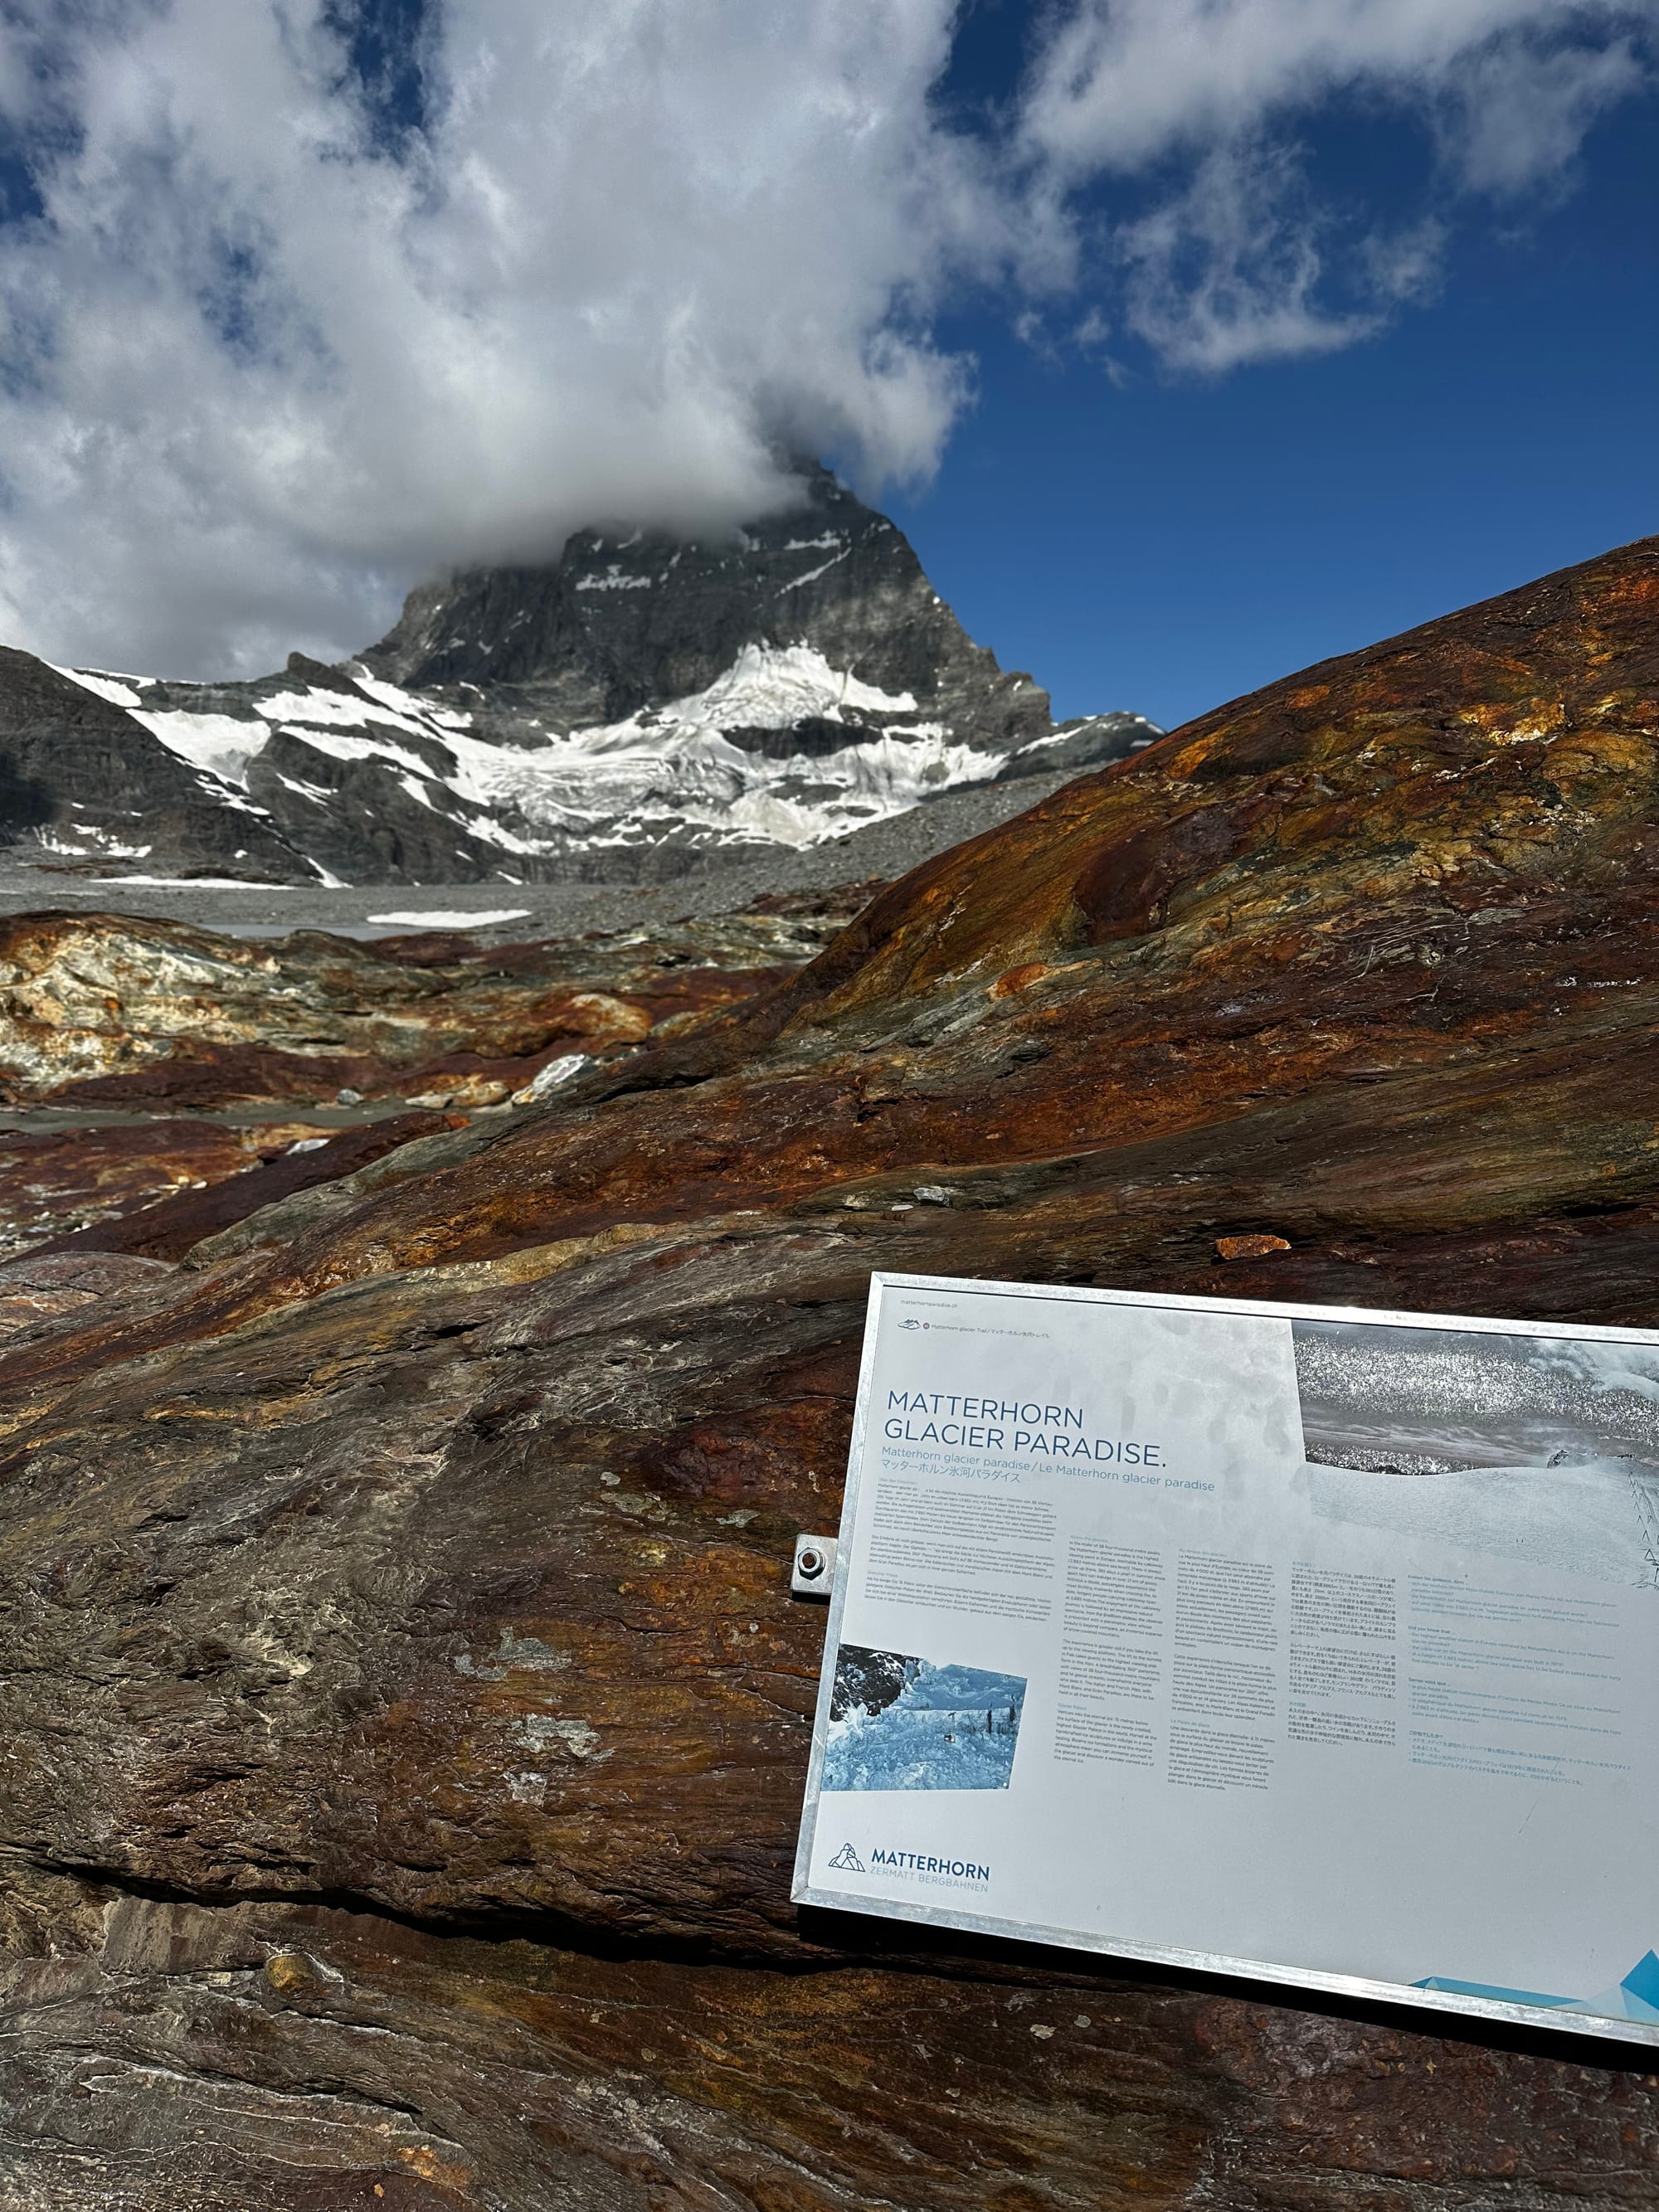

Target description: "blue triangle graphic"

left=1413, top=1951, right=1659, bottom=2023
left=1621, top=1951, right=1659, bottom=2010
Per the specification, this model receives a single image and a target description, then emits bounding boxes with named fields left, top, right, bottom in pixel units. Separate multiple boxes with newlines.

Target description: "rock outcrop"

left=0, top=889, right=872, bottom=1253
left=0, top=1113, right=456, bottom=1259
left=0, top=464, right=1156, bottom=886
left=0, top=892, right=866, bottom=1109
left=366, top=463, right=1044, bottom=741
left=2, top=536, right=1659, bottom=2208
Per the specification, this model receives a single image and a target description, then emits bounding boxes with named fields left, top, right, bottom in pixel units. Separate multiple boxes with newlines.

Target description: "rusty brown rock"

left=27, top=1109, right=460, bottom=1262
left=3, top=541, right=1659, bottom=2206
left=4, top=1877, right=1658, bottom=2210
left=0, top=1111, right=481, bottom=1257
left=1214, top=1234, right=1292, bottom=1261
left=0, top=900, right=841, bottom=1106
left=0, top=1117, right=270, bottom=1254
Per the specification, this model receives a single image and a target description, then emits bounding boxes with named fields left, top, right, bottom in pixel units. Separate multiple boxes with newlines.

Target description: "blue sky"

left=0, top=0, right=1652, bottom=723
left=889, top=110, right=1658, bottom=727
left=887, top=5, right=1659, bottom=727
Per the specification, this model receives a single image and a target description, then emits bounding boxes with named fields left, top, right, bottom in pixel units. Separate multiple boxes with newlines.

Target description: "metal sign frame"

left=792, top=1272, right=1659, bottom=2048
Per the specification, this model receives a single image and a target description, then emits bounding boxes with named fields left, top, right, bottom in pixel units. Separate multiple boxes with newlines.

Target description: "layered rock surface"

left=3, top=537, right=1659, bottom=2208
left=0, top=465, right=1155, bottom=886
left=0, top=888, right=872, bottom=1254
left=0, top=897, right=846, bottom=1110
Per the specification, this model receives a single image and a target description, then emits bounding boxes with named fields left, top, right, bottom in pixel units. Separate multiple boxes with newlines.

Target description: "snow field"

left=59, top=644, right=1000, bottom=857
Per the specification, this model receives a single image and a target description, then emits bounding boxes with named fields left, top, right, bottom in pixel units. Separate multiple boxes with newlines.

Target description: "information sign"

left=792, top=1274, right=1659, bottom=2043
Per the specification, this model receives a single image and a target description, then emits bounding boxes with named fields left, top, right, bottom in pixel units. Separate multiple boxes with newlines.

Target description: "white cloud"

left=0, top=0, right=1647, bottom=674
left=1020, top=0, right=1652, bottom=181
left=1444, top=27, right=1650, bottom=191
left=1118, top=142, right=1375, bottom=372
left=1117, top=148, right=1456, bottom=372
left=0, top=0, right=1026, bottom=674
left=1024, top=0, right=1653, bottom=374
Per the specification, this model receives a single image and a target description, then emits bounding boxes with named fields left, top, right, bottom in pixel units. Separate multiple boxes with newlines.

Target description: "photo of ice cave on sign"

left=821, top=1645, right=1027, bottom=1791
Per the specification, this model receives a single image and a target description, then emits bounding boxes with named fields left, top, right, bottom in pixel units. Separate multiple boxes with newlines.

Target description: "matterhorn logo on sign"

left=828, top=1841, right=865, bottom=1874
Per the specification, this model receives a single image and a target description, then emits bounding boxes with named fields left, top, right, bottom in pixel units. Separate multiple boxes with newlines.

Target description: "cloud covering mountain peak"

left=0, top=0, right=1647, bottom=677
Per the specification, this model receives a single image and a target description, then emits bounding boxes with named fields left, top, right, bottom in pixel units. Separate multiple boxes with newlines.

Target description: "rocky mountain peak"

left=0, top=462, right=1159, bottom=886
left=362, top=460, right=1048, bottom=749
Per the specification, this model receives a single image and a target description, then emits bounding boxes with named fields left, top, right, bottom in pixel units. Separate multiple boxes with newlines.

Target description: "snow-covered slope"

left=0, top=464, right=1159, bottom=886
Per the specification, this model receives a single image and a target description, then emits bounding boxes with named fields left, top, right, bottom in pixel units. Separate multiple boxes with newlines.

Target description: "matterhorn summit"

left=0, top=464, right=1156, bottom=885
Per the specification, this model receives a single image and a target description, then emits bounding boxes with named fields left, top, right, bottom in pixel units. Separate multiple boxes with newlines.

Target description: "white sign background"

left=792, top=1274, right=1659, bottom=2044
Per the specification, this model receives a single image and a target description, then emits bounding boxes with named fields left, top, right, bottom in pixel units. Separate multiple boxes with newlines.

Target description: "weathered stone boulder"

left=0, top=900, right=830, bottom=1106
left=2, top=537, right=1659, bottom=2208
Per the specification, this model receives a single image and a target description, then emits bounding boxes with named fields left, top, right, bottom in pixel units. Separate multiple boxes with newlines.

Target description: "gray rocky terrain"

left=0, top=760, right=1090, bottom=941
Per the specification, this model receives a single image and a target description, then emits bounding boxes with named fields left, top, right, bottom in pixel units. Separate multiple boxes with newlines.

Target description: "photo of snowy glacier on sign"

left=822, top=1646, right=1027, bottom=1791
left=1293, top=1320, right=1659, bottom=1589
